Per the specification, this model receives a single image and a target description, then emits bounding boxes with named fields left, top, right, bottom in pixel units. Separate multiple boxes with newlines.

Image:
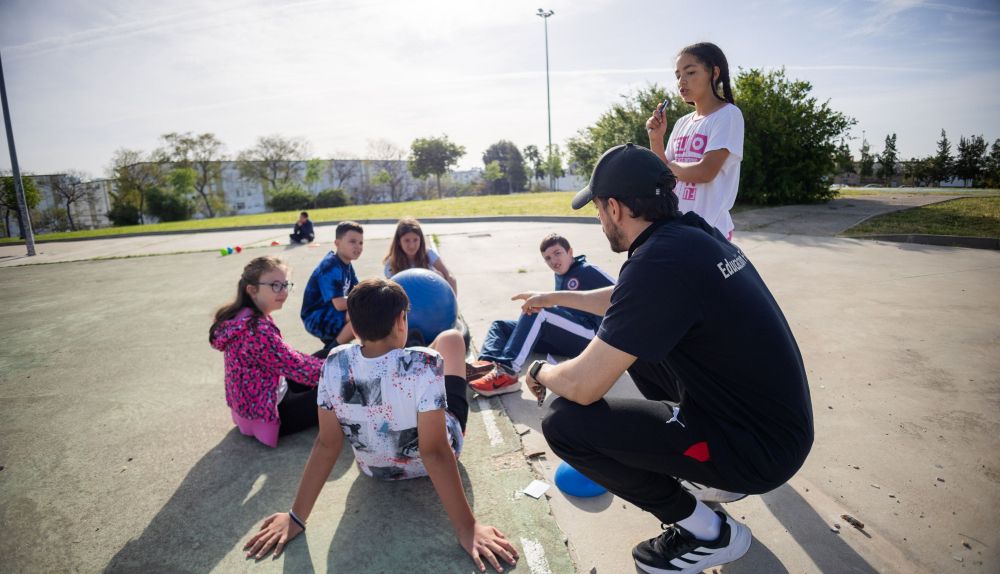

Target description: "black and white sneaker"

left=632, top=511, right=752, bottom=574
left=678, top=479, right=748, bottom=504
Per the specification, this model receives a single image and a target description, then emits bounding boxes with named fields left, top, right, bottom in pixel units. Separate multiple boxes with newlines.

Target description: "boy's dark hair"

left=539, top=233, right=571, bottom=253
left=336, top=220, right=363, bottom=239
left=597, top=193, right=680, bottom=223
left=347, top=278, right=410, bottom=342
left=300, top=211, right=309, bottom=218
left=679, top=42, right=734, bottom=105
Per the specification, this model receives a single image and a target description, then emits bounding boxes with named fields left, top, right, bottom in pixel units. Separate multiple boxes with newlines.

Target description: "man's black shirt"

left=597, top=212, right=813, bottom=489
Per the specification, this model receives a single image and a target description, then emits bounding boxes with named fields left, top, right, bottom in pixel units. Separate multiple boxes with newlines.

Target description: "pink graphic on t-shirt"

left=675, top=136, right=689, bottom=154
left=682, top=185, right=697, bottom=201
left=690, top=134, right=708, bottom=154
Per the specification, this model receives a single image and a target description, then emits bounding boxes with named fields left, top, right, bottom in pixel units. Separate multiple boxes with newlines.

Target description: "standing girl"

left=383, top=217, right=458, bottom=294
left=210, top=256, right=323, bottom=448
left=646, top=42, right=744, bottom=240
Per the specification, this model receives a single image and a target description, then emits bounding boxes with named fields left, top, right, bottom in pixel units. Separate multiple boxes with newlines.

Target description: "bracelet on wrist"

left=288, top=510, right=306, bottom=530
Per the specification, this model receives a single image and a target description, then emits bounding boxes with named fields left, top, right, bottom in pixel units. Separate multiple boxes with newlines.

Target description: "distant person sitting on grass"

left=289, top=211, right=315, bottom=244
left=467, top=233, right=615, bottom=396
left=244, top=278, right=520, bottom=573
left=383, top=217, right=458, bottom=294
left=210, top=256, right=322, bottom=448
left=300, top=221, right=362, bottom=354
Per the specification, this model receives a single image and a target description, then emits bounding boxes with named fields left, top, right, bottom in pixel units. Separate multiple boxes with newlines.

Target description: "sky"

left=1, top=0, right=999, bottom=179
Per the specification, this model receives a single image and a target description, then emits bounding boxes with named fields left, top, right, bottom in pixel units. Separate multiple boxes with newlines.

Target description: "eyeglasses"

left=254, top=281, right=294, bottom=293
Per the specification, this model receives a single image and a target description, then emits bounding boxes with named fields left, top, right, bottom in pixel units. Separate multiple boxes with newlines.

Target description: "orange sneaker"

left=466, top=360, right=497, bottom=381
left=469, top=364, right=521, bottom=396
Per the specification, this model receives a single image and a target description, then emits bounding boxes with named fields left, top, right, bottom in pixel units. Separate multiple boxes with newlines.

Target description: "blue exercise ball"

left=393, top=268, right=457, bottom=344
left=554, top=461, right=607, bottom=498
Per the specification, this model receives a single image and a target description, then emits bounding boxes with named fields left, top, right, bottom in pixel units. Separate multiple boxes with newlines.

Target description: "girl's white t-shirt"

left=665, top=103, right=745, bottom=237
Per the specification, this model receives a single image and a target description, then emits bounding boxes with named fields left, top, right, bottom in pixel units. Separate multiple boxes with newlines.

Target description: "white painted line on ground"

left=477, top=397, right=504, bottom=446
left=519, top=537, right=553, bottom=574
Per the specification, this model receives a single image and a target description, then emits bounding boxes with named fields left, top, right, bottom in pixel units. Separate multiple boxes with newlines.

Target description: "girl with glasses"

left=210, top=256, right=322, bottom=447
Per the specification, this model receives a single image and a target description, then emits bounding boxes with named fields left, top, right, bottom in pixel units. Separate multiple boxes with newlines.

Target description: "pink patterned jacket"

left=210, top=308, right=322, bottom=424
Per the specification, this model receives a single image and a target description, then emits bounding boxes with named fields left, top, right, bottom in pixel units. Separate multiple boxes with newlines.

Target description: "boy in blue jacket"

left=469, top=234, right=615, bottom=396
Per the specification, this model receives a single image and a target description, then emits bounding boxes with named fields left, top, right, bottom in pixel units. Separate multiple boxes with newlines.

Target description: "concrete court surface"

left=1, top=214, right=998, bottom=573
left=0, top=227, right=575, bottom=574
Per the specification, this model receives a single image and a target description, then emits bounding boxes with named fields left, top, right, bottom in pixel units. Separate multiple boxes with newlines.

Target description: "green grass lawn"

left=842, top=196, right=1000, bottom=238
left=836, top=187, right=1000, bottom=197
left=1, top=191, right=600, bottom=244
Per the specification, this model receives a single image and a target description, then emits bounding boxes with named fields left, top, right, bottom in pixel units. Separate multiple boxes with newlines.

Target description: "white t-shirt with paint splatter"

left=318, top=344, right=463, bottom=480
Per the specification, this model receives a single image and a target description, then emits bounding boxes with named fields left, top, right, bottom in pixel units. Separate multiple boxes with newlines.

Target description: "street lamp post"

left=536, top=8, right=554, bottom=192
left=0, top=49, right=35, bottom=256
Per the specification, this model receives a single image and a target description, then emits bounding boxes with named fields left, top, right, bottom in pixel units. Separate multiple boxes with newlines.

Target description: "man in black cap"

left=519, top=143, right=813, bottom=574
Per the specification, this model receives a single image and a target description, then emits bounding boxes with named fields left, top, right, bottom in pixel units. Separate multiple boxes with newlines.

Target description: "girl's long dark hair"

left=679, top=42, right=735, bottom=105
left=383, top=218, right=430, bottom=276
left=209, top=256, right=285, bottom=341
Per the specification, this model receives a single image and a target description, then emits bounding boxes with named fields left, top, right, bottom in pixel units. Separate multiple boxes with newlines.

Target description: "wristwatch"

left=528, top=359, right=547, bottom=383
left=528, top=360, right=548, bottom=406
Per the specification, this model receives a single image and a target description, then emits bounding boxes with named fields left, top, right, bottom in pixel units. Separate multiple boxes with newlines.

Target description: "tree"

left=0, top=174, right=40, bottom=238
left=859, top=138, right=875, bottom=179
left=236, top=135, right=310, bottom=193
left=955, top=135, right=987, bottom=187
left=304, top=158, right=324, bottom=191
left=367, top=139, right=409, bottom=202
left=877, top=133, right=898, bottom=186
left=482, top=140, right=527, bottom=194
left=108, top=148, right=163, bottom=225
left=523, top=144, right=545, bottom=188
left=544, top=144, right=566, bottom=181
left=267, top=183, right=314, bottom=212
left=330, top=158, right=360, bottom=189
left=735, top=68, right=854, bottom=204
left=313, top=188, right=349, bottom=208
left=835, top=139, right=855, bottom=175
left=930, top=129, right=953, bottom=185
left=45, top=171, right=93, bottom=231
left=983, top=139, right=1000, bottom=189
left=156, top=132, right=227, bottom=217
left=483, top=161, right=503, bottom=192
left=147, top=167, right=197, bottom=222
left=907, top=157, right=935, bottom=187
left=409, top=135, right=466, bottom=198
left=568, top=85, right=687, bottom=175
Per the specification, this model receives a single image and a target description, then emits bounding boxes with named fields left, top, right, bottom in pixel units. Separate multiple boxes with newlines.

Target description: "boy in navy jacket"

left=290, top=211, right=315, bottom=244
left=469, top=234, right=615, bottom=396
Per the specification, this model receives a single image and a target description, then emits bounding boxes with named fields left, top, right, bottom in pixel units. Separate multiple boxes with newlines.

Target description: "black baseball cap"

left=571, top=143, right=676, bottom=210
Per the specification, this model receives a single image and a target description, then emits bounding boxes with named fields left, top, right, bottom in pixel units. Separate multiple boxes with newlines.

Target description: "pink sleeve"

left=257, top=320, right=323, bottom=386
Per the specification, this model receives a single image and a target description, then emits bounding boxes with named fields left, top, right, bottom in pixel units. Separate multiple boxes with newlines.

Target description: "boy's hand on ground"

left=460, top=523, right=519, bottom=573
left=243, top=512, right=303, bottom=560
left=512, top=292, right=551, bottom=315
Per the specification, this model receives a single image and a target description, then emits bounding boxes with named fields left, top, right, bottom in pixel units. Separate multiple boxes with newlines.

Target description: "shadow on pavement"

left=719, top=538, right=789, bottom=574
left=761, top=484, right=879, bottom=574
left=104, top=428, right=352, bottom=573
left=323, top=463, right=481, bottom=573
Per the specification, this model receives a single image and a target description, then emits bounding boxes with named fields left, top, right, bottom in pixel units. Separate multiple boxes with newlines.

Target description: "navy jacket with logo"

left=553, top=255, right=615, bottom=329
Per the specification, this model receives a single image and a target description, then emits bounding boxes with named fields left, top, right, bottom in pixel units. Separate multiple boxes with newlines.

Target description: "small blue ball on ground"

left=227, top=247, right=234, bottom=254
left=554, top=461, right=607, bottom=497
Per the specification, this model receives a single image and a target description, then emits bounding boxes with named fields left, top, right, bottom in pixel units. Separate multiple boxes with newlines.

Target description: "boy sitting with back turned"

left=245, top=278, right=519, bottom=573
left=469, top=233, right=616, bottom=396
